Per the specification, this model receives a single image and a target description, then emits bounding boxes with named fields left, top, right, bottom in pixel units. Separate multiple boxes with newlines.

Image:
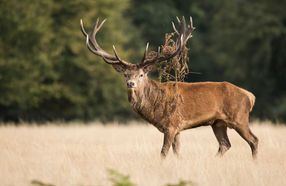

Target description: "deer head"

left=80, top=17, right=195, bottom=89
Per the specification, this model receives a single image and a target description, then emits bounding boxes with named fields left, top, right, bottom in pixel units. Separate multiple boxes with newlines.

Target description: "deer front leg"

left=161, top=130, right=177, bottom=158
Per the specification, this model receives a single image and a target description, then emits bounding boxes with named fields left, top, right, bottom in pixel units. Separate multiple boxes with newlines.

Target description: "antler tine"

left=155, top=46, right=161, bottom=61
left=179, top=17, right=185, bottom=37
left=112, top=45, right=121, bottom=60
left=190, top=16, right=195, bottom=30
left=80, top=19, right=88, bottom=37
left=172, top=21, right=179, bottom=35
left=97, top=19, right=107, bottom=31
left=90, top=18, right=106, bottom=50
left=112, top=45, right=132, bottom=66
left=85, top=35, right=98, bottom=55
left=90, top=18, right=99, bottom=39
left=179, top=34, right=184, bottom=49
left=95, top=18, right=99, bottom=28
left=176, top=16, right=181, bottom=24
left=80, top=18, right=133, bottom=66
left=102, top=56, right=119, bottom=65
left=184, top=16, right=196, bottom=42
left=182, top=16, right=186, bottom=27
left=140, top=42, right=149, bottom=63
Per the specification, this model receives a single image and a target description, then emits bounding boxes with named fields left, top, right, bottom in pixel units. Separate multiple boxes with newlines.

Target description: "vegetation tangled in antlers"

left=160, top=32, right=190, bottom=82
left=147, top=29, right=192, bottom=82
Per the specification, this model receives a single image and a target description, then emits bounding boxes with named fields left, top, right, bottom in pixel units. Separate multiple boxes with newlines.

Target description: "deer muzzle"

left=127, top=81, right=135, bottom=88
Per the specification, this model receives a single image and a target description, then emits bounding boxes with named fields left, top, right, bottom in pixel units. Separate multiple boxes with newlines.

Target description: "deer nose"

left=127, top=82, right=135, bottom=88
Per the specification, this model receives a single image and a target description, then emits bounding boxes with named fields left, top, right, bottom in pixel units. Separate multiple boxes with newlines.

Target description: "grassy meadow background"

left=1, top=121, right=285, bottom=186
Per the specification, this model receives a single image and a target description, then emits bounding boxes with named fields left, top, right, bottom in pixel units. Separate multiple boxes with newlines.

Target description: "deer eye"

left=139, top=74, right=143, bottom=78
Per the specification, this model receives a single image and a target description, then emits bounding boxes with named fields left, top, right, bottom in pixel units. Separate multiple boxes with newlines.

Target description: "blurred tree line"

left=0, top=0, right=285, bottom=123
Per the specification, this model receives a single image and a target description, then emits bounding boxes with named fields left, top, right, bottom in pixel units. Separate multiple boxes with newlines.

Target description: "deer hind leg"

left=212, top=121, right=231, bottom=157
left=172, top=132, right=180, bottom=156
left=234, top=125, right=258, bottom=159
left=161, top=129, right=177, bottom=158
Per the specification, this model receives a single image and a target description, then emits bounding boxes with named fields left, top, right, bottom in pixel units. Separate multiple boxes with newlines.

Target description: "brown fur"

left=126, top=73, right=258, bottom=159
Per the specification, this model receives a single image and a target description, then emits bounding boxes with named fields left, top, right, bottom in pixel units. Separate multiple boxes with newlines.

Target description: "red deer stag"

left=80, top=17, right=258, bottom=159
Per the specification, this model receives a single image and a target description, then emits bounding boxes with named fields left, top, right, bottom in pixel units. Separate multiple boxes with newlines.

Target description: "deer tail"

left=239, top=88, right=256, bottom=112
left=247, top=91, right=256, bottom=112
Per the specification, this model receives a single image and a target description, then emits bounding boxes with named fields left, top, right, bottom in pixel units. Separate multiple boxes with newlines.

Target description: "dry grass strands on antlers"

left=147, top=32, right=190, bottom=82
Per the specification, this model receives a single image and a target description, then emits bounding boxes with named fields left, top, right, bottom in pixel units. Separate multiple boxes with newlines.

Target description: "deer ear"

left=143, top=64, right=156, bottom=73
left=112, top=64, right=126, bottom=73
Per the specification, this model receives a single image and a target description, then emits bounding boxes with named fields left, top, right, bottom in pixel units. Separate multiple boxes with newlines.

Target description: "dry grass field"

left=0, top=121, right=285, bottom=186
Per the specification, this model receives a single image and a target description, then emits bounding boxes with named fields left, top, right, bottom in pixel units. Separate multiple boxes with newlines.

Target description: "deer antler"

left=140, top=16, right=195, bottom=67
left=80, top=19, right=133, bottom=67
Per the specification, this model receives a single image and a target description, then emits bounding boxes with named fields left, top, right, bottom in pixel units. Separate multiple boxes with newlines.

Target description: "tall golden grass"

left=0, top=121, right=285, bottom=186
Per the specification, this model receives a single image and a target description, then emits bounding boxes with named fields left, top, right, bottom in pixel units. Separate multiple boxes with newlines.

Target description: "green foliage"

left=108, top=169, right=196, bottom=186
left=31, top=179, right=54, bottom=186
left=0, top=0, right=285, bottom=123
left=30, top=170, right=196, bottom=186
left=0, top=0, right=142, bottom=122
left=108, top=169, right=136, bottom=186
left=166, top=180, right=197, bottom=186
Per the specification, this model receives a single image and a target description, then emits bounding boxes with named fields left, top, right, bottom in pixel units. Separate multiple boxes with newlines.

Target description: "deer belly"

left=180, top=113, right=217, bottom=130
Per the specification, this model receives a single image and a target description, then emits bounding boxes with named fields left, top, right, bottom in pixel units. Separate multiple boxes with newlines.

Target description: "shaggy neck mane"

left=127, top=78, right=163, bottom=123
left=127, top=78, right=180, bottom=127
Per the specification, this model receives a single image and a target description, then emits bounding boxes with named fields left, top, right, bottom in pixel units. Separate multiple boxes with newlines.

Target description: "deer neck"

left=127, top=78, right=165, bottom=121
